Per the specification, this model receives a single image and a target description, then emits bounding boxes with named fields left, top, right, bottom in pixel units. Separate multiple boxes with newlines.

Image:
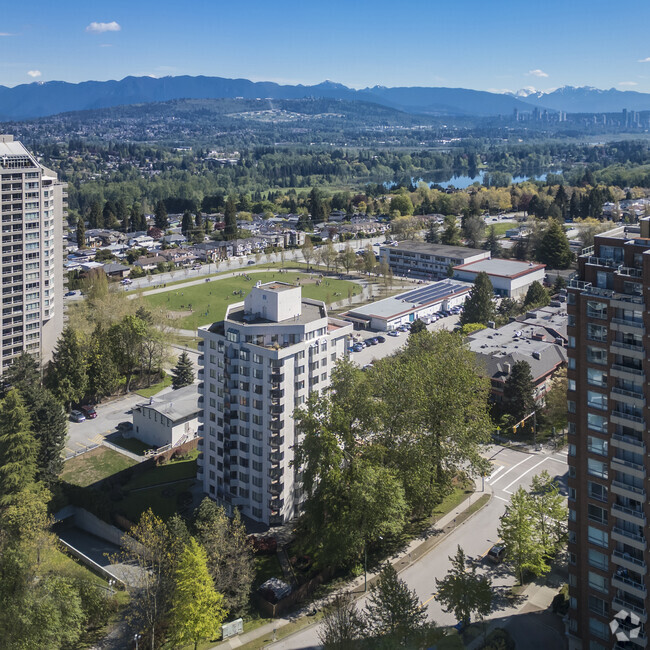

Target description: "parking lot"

left=348, top=312, right=461, bottom=367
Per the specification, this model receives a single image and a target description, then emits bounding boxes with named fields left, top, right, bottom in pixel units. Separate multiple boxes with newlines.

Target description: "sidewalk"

left=213, top=477, right=493, bottom=649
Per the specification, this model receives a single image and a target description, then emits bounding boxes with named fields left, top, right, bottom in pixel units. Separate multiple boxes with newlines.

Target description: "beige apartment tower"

left=0, top=135, right=64, bottom=370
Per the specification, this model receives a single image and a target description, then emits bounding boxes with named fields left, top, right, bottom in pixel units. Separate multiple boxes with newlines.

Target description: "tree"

left=224, top=195, right=238, bottom=240
left=338, top=245, right=357, bottom=275
left=425, top=222, right=440, bottom=244
left=542, top=368, right=568, bottom=433
left=503, top=360, right=535, bottom=422
left=154, top=200, right=168, bottom=230
left=409, top=319, right=427, bottom=335
left=536, top=219, right=572, bottom=269
left=309, top=187, right=329, bottom=222
left=302, top=236, right=314, bottom=266
left=181, top=210, right=193, bottom=237
left=0, top=390, right=36, bottom=506
left=118, top=510, right=173, bottom=650
left=169, top=538, right=227, bottom=650
left=498, top=487, right=549, bottom=584
left=171, top=351, right=195, bottom=390
left=440, top=215, right=461, bottom=245
left=459, top=272, right=495, bottom=326
left=319, top=240, right=338, bottom=274
left=435, top=546, right=492, bottom=626
left=87, top=200, right=102, bottom=229
left=523, top=281, right=550, bottom=308
left=390, top=194, right=414, bottom=216
left=461, top=214, right=485, bottom=248
left=1, top=352, right=40, bottom=396
left=75, top=216, right=86, bottom=248
left=46, top=327, right=87, bottom=410
left=109, top=315, right=147, bottom=392
left=319, top=592, right=364, bottom=649
left=193, top=498, right=254, bottom=615
left=483, top=225, right=501, bottom=257
left=86, top=325, right=120, bottom=402
left=364, top=564, right=427, bottom=643
left=529, top=471, right=567, bottom=557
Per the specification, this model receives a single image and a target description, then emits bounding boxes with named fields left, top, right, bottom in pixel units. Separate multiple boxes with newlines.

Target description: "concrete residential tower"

left=568, top=219, right=650, bottom=649
left=0, top=135, right=64, bottom=370
left=197, top=282, right=352, bottom=525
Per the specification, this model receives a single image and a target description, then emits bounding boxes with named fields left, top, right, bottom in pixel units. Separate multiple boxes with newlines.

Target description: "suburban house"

left=101, top=262, right=131, bottom=278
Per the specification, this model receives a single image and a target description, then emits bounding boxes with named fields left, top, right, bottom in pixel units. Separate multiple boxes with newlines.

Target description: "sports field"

left=143, top=271, right=362, bottom=330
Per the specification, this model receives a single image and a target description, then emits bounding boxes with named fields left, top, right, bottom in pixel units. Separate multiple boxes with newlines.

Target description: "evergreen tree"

left=523, top=281, right=550, bottom=308
left=440, top=214, right=461, bottom=245
left=503, top=360, right=535, bottom=422
left=309, top=187, right=328, bottom=222
left=435, top=546, right=493, bottom=626
left=1, top=352, right=40, bottom=396
left=461, top=214, right=485, bottom=248
left=102, top=200, right=118, bottom=229
left=0, top=390, right=36, bottom=506
left=117, top=198, right=129, bottom=232
left=86, top=325, right=120, bottom=402
left=169, top=538, right=227, bottom=650
left=364, top=563, right=427, bottom=643
left=88, top=200, right=102, bottom=229
left=459, top=272, right=495, bottom=326
left=46, top=327, right=87, bottom=410
left=224, top=195, right=238, bottom=240
left=409, top=319, right=427, bottom=335
left=154, top=200, right=168, bottom=230
left=181, top=210, right=193, bottom=237
left=568, top=192, right=580, bottom=220
left=483, top=225, right=501, bottom=257
left=171, top=352, right=195, bottom=390
left=75, top=216, right=86, bottom=248
left=553, top=185, right=568, bottom=219
left=425, top=222, right=440, bottom=244
left=536, top=219, right=572, bottom=269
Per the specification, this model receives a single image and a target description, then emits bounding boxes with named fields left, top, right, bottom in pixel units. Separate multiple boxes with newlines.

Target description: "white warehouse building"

left=453, top=258, right=546, bottom=299
left=197, top=282, right=353, bottom=526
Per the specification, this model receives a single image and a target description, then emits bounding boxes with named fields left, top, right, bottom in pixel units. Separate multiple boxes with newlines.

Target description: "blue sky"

left=2, top=0, right=650, bottom=93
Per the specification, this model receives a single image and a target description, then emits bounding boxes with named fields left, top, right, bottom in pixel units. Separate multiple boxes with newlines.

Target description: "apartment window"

left=588, top=479, right=609, bottom=503
left=587, top=391, right=607, bottom=410
left=253, top=399, right=263, bottom=410
left=252, top=492, right=262, bottom=503
left=588, top=572, right=608, bottom=594
left=588, top=596, right=609, bottom=617
left=587, top=526, right=608, bottom=548
left=587, top=301, right=607, bottom=319
left=252, top=507, right=262, bottom=519
left=587, top=504, right=608, bottom=526
left=586, top=346, right=607, bottom=365
left=587, top=368, right=607, bottom=387
left=568, top=444, right=576, bottom=456
left=252, top=414, right=263, bottom=425
left=587, top=436, right=608, bottom=456
left=569, top=508, right=576, bottom=522
left=253, top=368, right=263, bottom=379
left=568, top=379, right=576, bottom=392
left=253, top=353, right=263, bottom=364
left=587, top=458, right=608, bottom=479
left=568, top=336, right=576, bottom=349
left=587, top=323, right=608, bottom=342
left=252, top=460, right=262, bottom=472
left=567, top=400, right=576, bottom=414
left=253, top=445, right=262, bottom=457
left=569, top=487, right=576, bottom=501
left=588, top=618, right=608, bottom=640
left=587, top=413, right=607, bottom=433
left=568, top=357, right=576, bottom=370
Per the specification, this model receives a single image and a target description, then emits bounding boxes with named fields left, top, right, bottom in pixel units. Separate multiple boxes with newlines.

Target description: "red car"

left=80, top=405, right=97, bottom=419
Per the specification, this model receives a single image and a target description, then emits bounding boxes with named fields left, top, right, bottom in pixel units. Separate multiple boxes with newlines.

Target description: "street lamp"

left=134, top=633, right=141, bottom=650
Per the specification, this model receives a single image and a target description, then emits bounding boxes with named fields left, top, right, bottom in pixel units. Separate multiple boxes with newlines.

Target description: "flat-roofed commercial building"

left=197, top=282, right=352, bottom=526
left=0, top=135, right=65, bottom=370
left=379, top=242, right=490, bottom=280
left=453, top=258, right=546, bottom=298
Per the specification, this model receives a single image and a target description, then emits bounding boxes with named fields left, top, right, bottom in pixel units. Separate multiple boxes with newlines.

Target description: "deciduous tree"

left=319, top=592, right=364, bottom=649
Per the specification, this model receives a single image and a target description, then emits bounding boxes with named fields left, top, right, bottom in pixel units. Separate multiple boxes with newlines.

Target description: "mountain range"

left=1, top=75, right=650, bottom=121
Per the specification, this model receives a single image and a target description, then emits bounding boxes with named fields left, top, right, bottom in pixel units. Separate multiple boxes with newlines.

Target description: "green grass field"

left=488, top=221, right=517, bottom=237
left=62, top=447, right=137, bottom=487
left=143, top=271, right=361, bottom=330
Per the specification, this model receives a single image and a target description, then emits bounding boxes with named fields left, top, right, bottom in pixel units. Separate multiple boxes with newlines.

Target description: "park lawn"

left=118, top=478, right=195, bottom=522
left=109, top=435, right=151, bottom=456
left=62, top=446, right=137, bottom=487
left=41, top=546, right=107, bottom=586
left=142, top=271, right=361, bottom=330
left=489, top=221, right=516, bottom=236
left=124, top=450, right=198, bottom=490
left=135, top=373, right=172, bottom=398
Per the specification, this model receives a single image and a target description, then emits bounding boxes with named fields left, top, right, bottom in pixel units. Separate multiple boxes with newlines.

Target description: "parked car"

left=64, top=290, right=76, bottom=297
left=247, top=260, right=255, bottom=265
left=487, top=544, right=506, bottom=564
left=376, top=336, right=386, bottom=343
left=80, top=405, right=97, bottom=419
left=120, top=278, right=133, bottom=285
left=70, top=410, right=86, bottom=423
left=388, top=330, right=399, bottom=337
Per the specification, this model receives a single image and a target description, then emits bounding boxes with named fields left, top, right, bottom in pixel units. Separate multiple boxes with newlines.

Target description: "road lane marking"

left=546, top=456, right=568, bottom=465
left=487, top=465, right=504, bottom=482
left=421, top=592, right=438, bottom=608
left=489, top=456, right=531, bottom=485
left=502, top=458, right=548, bottom=494
left=494, top=495, right=510, bottom=502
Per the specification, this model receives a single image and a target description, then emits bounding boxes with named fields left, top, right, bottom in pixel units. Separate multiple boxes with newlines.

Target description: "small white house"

left=132, top=384, right=200, bottom=448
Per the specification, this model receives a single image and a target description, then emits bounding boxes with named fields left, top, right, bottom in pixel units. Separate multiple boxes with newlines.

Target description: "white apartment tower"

left=197, top=282, right=352, bottom=525
left=0, top=135, right=64, bottom=370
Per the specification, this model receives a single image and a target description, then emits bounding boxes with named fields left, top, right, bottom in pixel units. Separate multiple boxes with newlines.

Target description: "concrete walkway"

left=212, top=476, right=493, bottom=649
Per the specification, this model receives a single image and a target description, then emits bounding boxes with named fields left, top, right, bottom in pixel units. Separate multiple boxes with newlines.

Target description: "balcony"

left=611, top=363, right=644, bottom=379
left=611, top=410, right=645, bottom=431
left=611, top=317, right=645, bottom=333
left=268, top=451, right=284, bottom=464
left=269, top=480, right=283, bottom=496
left=611, top=387, right=645, bottom=408
left=613, top=550, right=647, bottom=575
left=611, top=456, right=646, bottom=480
left=612, top=480, right=646, bottom=502
left=612, top=573, right=647, bottom=600
left=612, top=596, right=647, bottom=623
left=612, top=526, right=647, bottom=551
left=612, top=432, right=645, bottom=453
left=612, top=502, right=647, bottom=525
left=268, top=467, right=282, bottom=480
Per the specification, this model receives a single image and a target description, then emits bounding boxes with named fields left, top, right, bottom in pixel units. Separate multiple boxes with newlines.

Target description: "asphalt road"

left=268, top=444, right=568, bottom=649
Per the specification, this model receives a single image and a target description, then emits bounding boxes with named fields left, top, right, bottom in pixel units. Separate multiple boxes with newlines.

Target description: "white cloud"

left=99, top=43, right=113, bottom=48
left=638, top=57, right=650, bottom=63
left=618, top=81, right=639, bottom=86
left=0, top=32, right=15, bottom=37
left=27, top=70, right=41, bottom=78
left=527, top=69, right=549, bottom=78
left=85, top=21, right=121, bottom=34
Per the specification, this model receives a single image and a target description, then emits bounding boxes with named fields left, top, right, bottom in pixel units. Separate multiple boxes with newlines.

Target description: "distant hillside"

left=0, top=74, right=539, bottom=121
